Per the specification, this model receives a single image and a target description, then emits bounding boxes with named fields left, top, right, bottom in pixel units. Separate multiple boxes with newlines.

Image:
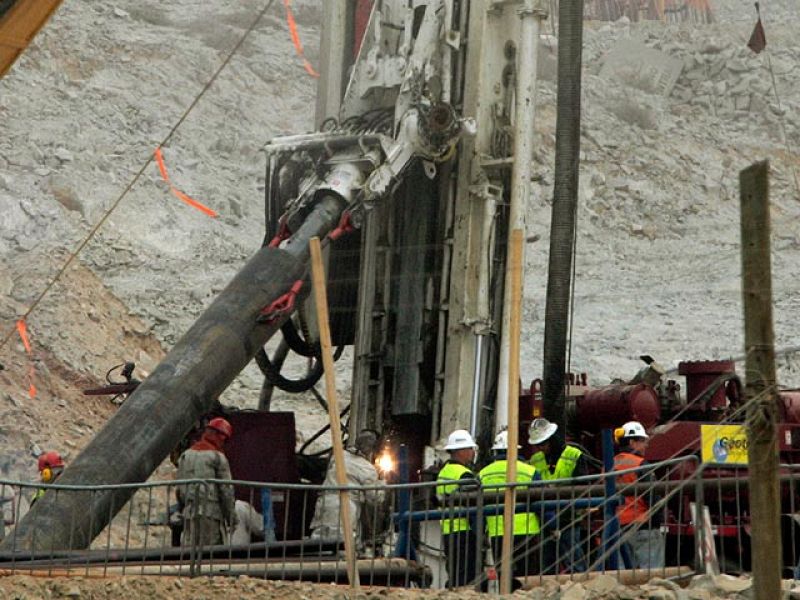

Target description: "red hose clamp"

left=327, top=211, right=355, bottom=241
left=268, top=217, right=291, bottom=248
left=257, top=280, right=304, bottom=324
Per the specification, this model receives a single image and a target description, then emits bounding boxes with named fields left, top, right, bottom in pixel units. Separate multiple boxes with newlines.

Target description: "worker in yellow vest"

left=479, top=430, right=540, bottom=580
left=436, top=429, right=479, bottom=588
left=528, top=418, right=596, bottom=573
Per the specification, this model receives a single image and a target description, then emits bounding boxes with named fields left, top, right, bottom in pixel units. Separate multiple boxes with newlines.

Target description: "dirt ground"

left=0, top=574, right=488, bottom=600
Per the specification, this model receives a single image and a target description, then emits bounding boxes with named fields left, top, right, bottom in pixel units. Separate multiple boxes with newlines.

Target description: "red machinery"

left=519, top=358, right=800, bottom=573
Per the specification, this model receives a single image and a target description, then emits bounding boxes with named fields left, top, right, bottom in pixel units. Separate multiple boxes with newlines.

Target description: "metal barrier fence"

left=1, top=456, right=799, bottom=588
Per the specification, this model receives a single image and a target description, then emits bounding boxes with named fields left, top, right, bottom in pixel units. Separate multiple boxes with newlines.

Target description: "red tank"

left=576, top=383, right=660, bottom=432
left=678, top=360, right=736, bottom=411
left=780, top=391, right=800, bottom=424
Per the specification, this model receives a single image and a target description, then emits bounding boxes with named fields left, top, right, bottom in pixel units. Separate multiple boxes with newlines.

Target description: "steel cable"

left=0, top=0, right=279, bottom=354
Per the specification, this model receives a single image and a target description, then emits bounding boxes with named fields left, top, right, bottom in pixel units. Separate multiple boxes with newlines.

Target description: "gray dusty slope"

left=0, top=0, right=799, bottom=482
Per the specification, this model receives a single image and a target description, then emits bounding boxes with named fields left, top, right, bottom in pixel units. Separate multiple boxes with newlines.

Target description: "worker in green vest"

left=436, top=429, right=479, bottom=588
left=528, top=418, right=597, bottom=573
left=479, top=430, right=540, bottom=580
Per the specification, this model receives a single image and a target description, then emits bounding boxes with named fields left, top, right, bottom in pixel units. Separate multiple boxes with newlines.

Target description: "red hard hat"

left=207, top=417, right=233, bottom=439
left=38, top=451, right=64, bottom=472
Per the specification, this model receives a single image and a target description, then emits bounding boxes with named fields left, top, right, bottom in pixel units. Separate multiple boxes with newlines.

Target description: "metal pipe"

left=541, top=0, right=584, bottom=433
left=393, top=497, right=604, bottom=524
left=3, top=195, right=345, bottom=553
left=495, top=0, right=545, bottom=432
left=469, top=334, right=484, bottom=437
left=601, top=428, right=620, bottom=570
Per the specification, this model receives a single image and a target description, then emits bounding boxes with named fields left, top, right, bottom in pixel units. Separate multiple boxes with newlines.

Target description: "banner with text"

left=701, top=424, right=749, bottom=464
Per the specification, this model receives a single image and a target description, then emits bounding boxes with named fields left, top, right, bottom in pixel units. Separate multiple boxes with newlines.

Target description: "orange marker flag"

left=153, top=148, right=219, bottom=218
left=16, top=319, right=37, bottom=398
left=284, top=0, right=319, bottom=78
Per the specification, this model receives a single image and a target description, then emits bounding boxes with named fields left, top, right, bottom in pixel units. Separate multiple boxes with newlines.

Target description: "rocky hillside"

left=1, top=0, right=799, bottom=486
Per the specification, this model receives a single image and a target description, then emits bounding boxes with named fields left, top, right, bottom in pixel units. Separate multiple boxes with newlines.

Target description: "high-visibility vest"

left=613, top=451, right=648, bottom=524
left=436, top=461, right=474, bottom=534
left=530, top=445, right=582, bottom=481
left=478, top=460, right=540, bottom=537
left=31, top=488, right=45, bottom=505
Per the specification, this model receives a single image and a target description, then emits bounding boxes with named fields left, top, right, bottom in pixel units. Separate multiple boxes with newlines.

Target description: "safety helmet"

left=621, top=421, right=649, bottom=439
left=37, top=451, right=64, bottom=472
left=207, top=417, right=233, bottom=439
left=528, top=418, right=558, bottom=445
left=491, top=430, right=522, bottom=451
left=443, top=429, right=478, bottom=451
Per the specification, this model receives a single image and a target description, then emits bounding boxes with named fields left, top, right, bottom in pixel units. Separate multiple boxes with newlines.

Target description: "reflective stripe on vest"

left=530, top=445, right=582, bottom=481
left=478, top=460, right=540, bottom=537
left=436, top=462, right=473, bottom=534
left=613, top=452, right=648, bottom=524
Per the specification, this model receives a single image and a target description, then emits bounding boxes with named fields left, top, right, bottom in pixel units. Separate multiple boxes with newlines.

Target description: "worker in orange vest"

left=613, top=421, right=664, bottom=569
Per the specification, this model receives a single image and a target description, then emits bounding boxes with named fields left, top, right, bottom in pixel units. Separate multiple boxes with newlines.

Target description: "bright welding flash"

left=377, top=451, right=395, bottom=474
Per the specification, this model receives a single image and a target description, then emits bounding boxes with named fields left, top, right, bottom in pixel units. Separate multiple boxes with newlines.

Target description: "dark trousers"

left=442, top=530, right=478, bottom=588
left=489, top=534, right=541, bottom=578
left=540, top=525, right=587, bottom=574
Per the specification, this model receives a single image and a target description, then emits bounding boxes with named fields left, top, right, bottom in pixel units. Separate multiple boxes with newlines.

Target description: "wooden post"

left=740, top=161, right=780, bottom=600
left=500, top=229, right=524, bottom=595
left=310, top=236, right=360, bottom=589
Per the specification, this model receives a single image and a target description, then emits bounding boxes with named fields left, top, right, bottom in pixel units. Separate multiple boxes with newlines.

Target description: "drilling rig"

left=6, top=0, right=551, bottom=552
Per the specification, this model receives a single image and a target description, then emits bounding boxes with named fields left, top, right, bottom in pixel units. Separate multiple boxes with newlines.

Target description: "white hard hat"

left=621, top=421, right=649, bottom=439
left=491, top=430, right=521, bottom=451
left=444, top=429, right=478, bottom=451
left=528, top=418, right=558, bottom=445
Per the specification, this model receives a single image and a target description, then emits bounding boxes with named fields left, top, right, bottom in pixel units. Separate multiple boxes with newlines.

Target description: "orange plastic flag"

left=16, top=319, right=37, bottom=398
left=284, top=0, right=319, bottom=78
left=153, top=148, right=219, bottom=218
left=16, top=319, right=31, bottom=353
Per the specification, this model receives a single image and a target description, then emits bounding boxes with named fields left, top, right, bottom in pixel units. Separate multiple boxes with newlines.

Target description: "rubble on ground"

left=1, top=573, right=799, bottom=599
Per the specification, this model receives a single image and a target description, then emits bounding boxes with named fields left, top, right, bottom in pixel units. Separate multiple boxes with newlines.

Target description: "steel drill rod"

left=3, top=196, right=345, bottom=553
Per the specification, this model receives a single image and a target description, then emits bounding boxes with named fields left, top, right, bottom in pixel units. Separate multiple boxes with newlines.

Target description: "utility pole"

left=310, top=237, right=360, bottom=589
left=501, top=229, right=524, bottom=595
left=739, top=160, right=780, bottom=600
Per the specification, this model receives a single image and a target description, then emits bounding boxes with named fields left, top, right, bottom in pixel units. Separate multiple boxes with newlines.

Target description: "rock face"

left=2, top=1, right=800, bottom=480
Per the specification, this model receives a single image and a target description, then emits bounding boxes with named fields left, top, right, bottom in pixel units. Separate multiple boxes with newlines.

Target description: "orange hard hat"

left=207, top=417, right=233, bottom=439
left=38, top=451, right=64, bottom=472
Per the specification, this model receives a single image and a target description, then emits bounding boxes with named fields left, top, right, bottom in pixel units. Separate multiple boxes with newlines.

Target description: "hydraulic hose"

left=255, top=343, right=344, bottom=394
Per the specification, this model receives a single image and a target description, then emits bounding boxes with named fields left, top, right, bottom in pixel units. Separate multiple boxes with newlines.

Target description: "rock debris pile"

left=0, top=573, right=795, bottom=599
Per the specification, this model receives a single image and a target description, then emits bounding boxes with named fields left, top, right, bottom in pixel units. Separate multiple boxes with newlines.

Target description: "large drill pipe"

left=542, top=0, right=585, bottom=433
left=4, top=195, right=345, bottom=553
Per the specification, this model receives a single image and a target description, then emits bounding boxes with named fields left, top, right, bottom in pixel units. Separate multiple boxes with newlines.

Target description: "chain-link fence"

left=2, top=453, right=796, bottom=589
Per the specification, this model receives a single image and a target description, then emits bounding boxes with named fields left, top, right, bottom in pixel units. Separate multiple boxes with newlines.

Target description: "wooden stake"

left=310, top=236, right=360, bottom=588
left=501, top=229, right=524, bottom=595
left=740, top=161, right=780, bottom=600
